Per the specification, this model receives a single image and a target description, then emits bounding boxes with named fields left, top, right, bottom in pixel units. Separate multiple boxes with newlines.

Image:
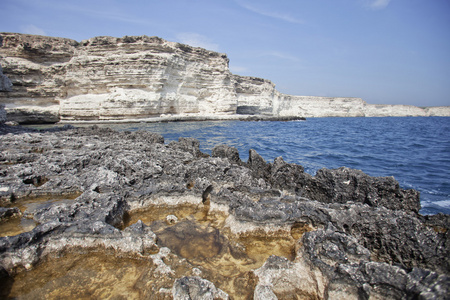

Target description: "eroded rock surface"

left=0, top=64, right=13, bottom=93
left=0, top=105, right=6, bottom=124
left=0, top=125, right=448, bottom=299
left=173, top=276, right=229, bottom=300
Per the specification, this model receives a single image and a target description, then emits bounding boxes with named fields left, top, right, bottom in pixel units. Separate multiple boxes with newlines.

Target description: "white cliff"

left=276, top=95, right=450, bottom=118
left=0, top=64, right=12, bottom=93
left=0, top=33, right=449, bottom=123
left=276, top=95, right=367, bottom=117
left=0, top=104, right=5, bottom=123
left=0, top=63, right=12, bottom=123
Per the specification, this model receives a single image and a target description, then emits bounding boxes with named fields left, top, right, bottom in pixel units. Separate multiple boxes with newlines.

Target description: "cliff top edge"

left=0, top=32, right=228, bottom=57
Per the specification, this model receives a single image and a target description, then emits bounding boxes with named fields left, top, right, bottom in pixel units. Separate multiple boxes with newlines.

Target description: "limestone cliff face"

left=0, top=64, right=12, bottom=93
left=276, top=95, right=367, bottom=117
left=363, top=104, right=450, bottom=117
left=60, top=35, right=239, bottom=121
left=0, top=105, right=5, bottom=123
left=0, top=33, right=238, bottom=123
left=234, top=76, right=277, bottom=115
left=275, top=96, right=450, bottom=117
left=0, top=33, right=449, bottom=123
left=0, top=62, right=11, bottom=123
left=0, top=33, right=77, bottom=123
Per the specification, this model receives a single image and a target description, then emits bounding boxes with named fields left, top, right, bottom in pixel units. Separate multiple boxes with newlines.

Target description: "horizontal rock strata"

left=0, top=64, right=12, bottom=93
left=0, top=125, right=448, bottom=299
left=1, top=33, right=449, bottom=123
left=0, top=104, right=6, bottom=123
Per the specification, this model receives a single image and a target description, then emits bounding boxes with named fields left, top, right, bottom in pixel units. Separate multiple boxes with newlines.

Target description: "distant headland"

left=0, top=32, right=449, bottom=124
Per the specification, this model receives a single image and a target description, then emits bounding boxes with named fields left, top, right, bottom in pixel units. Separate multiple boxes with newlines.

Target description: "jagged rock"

left=0, top=125, right=448, bottom=298
left=232, top=195, right=448, bottom=274
left=0, top=64, right=12, bottom=92
left=253, top=285, right=278, bottom=300
left=172, top=276, right=229, bottom=300
left=31, top=191, right=128, bottom=227
left=306, top=167, right=421, bottom=213
left=0, top=207, right=21, bottom=221
left=0, top=218, right=158, bottom=272
left=169, top=137, right=206, bottom=158
left=303, top=226, right=372, bottom=271
left=254, top=229, right=449, bottom=300
left=245, top=151, right=421, bottom=213
left=211, top=144, right=241, bottom=164
left=331, top=262, right=450, bottom=300
left=248, top=149, right=271, bottom=179
left=253, top=255, right=327, bottom=299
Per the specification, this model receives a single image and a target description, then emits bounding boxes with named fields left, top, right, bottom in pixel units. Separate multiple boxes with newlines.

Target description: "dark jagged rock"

left=0, top=218, right=158, bottom=273
left=301, top=227, right=449, bottom=299
left=31, top=191, right=128, bottom=227
left=211, top=144, right=241, bottom=164
left=248, top=149, right=271, bottom=179
left=0, top=207, right=21, bottom=221
left=168, top=137, right=206, bottom=158
left=246, top=150, right=421, bottom=214
left=0, top=125, right=448, bottom=299
left=231, top=196, right=449, bottom=274
left=268, top=156, right=307, bottom=192
left=309, top=167, right=421, bottom=213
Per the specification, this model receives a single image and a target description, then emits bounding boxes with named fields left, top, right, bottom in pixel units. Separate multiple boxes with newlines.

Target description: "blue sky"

left=1, top=0, right=449, bottom=106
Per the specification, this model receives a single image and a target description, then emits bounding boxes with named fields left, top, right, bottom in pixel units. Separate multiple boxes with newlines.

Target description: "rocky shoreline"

left=0, top=124, right=448, bottom=299
left=58, top=114, right=306, bottom=124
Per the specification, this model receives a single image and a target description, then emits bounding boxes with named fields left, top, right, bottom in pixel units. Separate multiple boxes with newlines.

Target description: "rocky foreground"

left=0, top=124, right=449, bottom=299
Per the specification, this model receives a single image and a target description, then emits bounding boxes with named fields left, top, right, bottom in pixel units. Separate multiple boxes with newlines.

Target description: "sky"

left=1, top=0, right=449, bottom=107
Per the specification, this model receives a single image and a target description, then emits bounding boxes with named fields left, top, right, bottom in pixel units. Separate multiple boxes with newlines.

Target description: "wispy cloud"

left=36, top=1, right=151, bottom=26
left=229, top=65, right=248, bottom=73
left=175, top=33, right=220, bottom=51
left=21, top=24, right=47, bottom=36
left=236, top=0, right=304, bottom=24
left=263, top=51, right=301, bottom=63
left=66, top=5, right=150, bottom=25
left=366, top=0, right=392, bottom=10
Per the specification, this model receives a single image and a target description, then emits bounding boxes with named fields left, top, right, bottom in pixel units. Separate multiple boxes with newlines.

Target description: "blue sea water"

left=101, top=117, right=450, bottom=215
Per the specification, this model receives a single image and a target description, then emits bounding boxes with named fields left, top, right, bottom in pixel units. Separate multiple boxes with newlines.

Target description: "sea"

left=36, top=117, right=450, bottom=215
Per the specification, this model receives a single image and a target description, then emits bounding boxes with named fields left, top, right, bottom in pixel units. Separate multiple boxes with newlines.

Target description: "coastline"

left=1, top=32, right=449, bottom=298
left=1, top=33, right=449, bottom=125
left=58, top=114, right=306, bottom=124
left=0, top=124, right=448, bottom=298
